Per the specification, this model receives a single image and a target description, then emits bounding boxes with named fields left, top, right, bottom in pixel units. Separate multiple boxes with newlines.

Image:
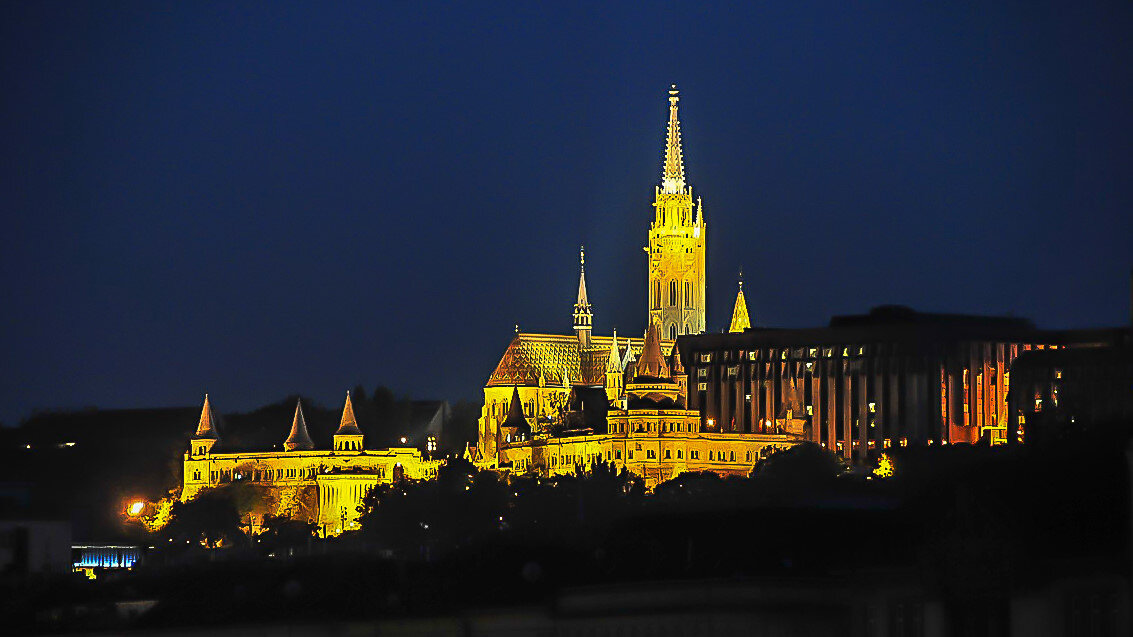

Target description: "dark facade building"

left=1007, top=341, right=1133, bottom=445
left=679, top=306, right=1127, bottom=463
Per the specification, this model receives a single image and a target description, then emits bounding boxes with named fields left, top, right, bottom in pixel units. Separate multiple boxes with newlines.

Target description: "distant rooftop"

left=828, top=305, right=1035, bottom=330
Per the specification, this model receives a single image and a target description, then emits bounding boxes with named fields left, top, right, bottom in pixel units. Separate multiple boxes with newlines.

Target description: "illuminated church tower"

left=648, top=85, right=706, bottom=339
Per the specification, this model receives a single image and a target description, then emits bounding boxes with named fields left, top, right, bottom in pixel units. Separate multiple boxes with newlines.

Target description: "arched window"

left=668, top=280, right=677, bottom=306
left=669, top=324, right=677, bottom=339
left=684, top=282, right=690, bottom=305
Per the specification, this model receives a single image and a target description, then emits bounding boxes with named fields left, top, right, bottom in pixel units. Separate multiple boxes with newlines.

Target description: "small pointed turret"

left=661, top=85, right=685, bottom=194
left=190, top=394, right=218, bottom=456
left=500, top=386, right=531, bottom=442
left=333, top=391, right=364, bottom=451
left=284, top=399, right=314, bottom=451
left=729, top=270, right=752, bottom=333
left=194, top=394, right=218, bottom=439
left=668, top=340, right=685, bottom=376
left=573, top=246, right=593, bottom=349
left=636, top=322, right=670, bottom=379
left=604, top=328, right=624, bottom=403
left=606, top=328, right=622, bottom=373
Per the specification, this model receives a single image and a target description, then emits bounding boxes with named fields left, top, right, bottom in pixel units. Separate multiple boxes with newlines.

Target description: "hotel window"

left=808, top=347, right=817, bottom=358
left=647, top=450, right=656, bottom=459
left=745, top=451, right=752, bottom=462
left=700, top=353, right=712, bottom=363
left=806, top=405, right=813, bottom=416
left=697, top=368, right=708, bottom=378
left=698, top=382, right=707, bottom=391
left=677, top=450, right=684, bottom=459
left=748, top=351, right=758, bottom=361
left=193, top=470, right=201, bottom=481
left=628, top=451, right=634, bottom=460
left=730, top=451, right=735, bottom=461
left=691, top=450, right=699, bottom=459
left=665, top=449, right=671, bottom=459
left=708, top=451, right=713, bottom=461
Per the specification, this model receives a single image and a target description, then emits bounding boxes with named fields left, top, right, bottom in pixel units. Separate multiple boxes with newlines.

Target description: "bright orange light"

left=128, top=501, right=145, bottom=516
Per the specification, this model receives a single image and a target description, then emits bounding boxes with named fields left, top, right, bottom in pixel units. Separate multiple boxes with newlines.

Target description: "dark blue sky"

left=2, top=1, right=1130, bottom=423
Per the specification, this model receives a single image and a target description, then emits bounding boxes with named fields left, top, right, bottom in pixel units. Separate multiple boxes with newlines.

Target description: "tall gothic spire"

left=573, top=246, right=593, bottom=348
left=575, top=246, right=590, bottom=309
left=193, top=394, right=218, bottom=440
left=284, top=399, right=314, bottom=451
left=661, top=85, right=685, bottom=194
left=729, top=270, right=752, bottom=333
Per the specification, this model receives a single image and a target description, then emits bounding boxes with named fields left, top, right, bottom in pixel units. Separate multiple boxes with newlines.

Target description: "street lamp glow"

left=128, top=501, right=145, bottom=516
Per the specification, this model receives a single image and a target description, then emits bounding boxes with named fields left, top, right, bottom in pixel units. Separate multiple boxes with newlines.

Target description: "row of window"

left=696, top=343, right=1060, bottom=365
left=541, top=447, right=773, bottom=466
left=652, top=280, right=696, bottom=308
left=609, top=421, right=700, bottom=434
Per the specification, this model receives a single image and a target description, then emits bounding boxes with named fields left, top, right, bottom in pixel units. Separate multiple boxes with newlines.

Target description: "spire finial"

left=661, top=85, right=686, bottom=194
left=738, top=266, right=744, bottom=290
left=580, top=245, right=585, bottom=269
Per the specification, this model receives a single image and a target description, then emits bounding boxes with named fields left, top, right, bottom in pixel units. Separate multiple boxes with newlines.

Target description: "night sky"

left=2, top=1, right=1130, bottom=424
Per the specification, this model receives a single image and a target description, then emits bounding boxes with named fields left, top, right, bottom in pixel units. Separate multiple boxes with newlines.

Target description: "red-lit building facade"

left=679, top=306, right=1125, bottom=464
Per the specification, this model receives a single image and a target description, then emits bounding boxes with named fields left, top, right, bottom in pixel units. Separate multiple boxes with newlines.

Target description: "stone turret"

left=333, top=391, right=364, bottom=451
left=190, top=394, right=219, bottom=457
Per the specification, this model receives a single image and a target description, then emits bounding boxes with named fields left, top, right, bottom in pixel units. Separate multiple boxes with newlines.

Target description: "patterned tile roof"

left=487, top=333, right=673, bottom=388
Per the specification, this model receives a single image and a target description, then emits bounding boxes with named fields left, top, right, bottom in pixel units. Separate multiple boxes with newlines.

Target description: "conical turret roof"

left=193, top=394, right=218, bottom=440
left=636, top=322, right=670, bottom=379
left=335, top=391, right=363, bottom=436
left=284, top=399, right=314, bottom=451
left=501, top=386, right=530, bottom=432
left=729, top=274, right=752, bottom=333
left=668, top=340, right=685, bottom=375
